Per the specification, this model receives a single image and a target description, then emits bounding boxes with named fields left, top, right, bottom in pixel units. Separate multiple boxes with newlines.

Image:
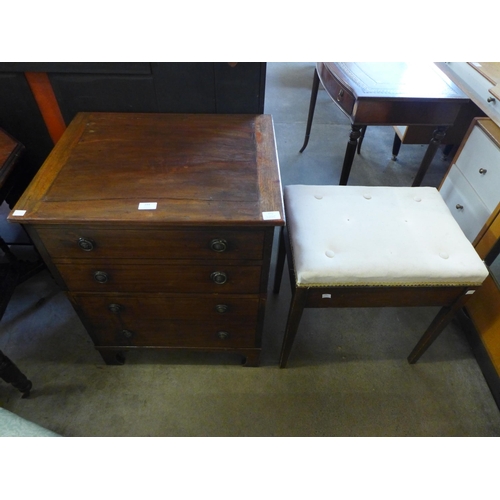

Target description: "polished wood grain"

left=10, top=113, right=284, bottom=226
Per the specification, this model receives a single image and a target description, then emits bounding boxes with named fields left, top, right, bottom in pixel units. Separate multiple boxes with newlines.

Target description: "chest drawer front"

left=440, top=164, right=490, bottom=242
left=36, top=227, right=266, bottom=261
left=455, top=125, right=500, bottom=212
left=57, top=262, right=263, bottom=293
left=70, top=293, right=260, bottom=348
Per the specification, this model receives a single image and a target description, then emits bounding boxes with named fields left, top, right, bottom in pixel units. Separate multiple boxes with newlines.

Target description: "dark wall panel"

left=50, top=74, right=158, bottom=124
left=152, top=63, right=216, bottom=113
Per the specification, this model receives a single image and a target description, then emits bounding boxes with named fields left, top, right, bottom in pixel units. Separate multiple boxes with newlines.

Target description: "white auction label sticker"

left=12, top=210, right=26, bottom=216
left=262, top=211, right=281, bottom=220
left=138, top=202, right=157, bottom=210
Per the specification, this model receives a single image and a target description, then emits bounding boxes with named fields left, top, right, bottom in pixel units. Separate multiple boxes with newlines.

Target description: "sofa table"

left=8, top=112, right=284, bottom=366
left=301, top=62, right=470, bottom=186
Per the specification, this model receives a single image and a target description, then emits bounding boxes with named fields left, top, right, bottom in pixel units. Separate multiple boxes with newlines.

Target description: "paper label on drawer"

left=138, top=202, right=157, bottom=210
left=262, top=211, right=281, bottom=220
left=12, top=210, right=26, bottom=216
left=322, top=294, right=332, bottom=299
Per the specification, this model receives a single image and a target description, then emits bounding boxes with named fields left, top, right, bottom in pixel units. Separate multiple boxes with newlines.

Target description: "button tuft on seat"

left=325, top=250, right=335, bottom=258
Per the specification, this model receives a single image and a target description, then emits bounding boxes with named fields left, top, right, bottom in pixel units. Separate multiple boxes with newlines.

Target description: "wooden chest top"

left=9, top=112, right=284, bottom=227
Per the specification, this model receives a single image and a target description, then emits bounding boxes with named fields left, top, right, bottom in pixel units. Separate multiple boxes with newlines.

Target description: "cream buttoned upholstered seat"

left=274, top=185, right=489, bottom=368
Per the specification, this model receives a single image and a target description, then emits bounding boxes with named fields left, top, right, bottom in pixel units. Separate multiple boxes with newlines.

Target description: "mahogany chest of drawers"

left=9, top=112, right=284, bottom=366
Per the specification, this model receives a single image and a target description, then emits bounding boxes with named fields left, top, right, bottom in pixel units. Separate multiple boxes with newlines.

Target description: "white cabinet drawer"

left=455, top=125, right=500, bottom=212
left=440, top=164, right=490, bottom=242
left=444, top=62, right=500, bottom=125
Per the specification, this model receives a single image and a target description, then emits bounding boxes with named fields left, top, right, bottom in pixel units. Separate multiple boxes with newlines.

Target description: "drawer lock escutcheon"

left=78, top=237, right=95, bottom=251
left=217, top=331, right=229, bottom=340
left=210, top=238, right=228, bottom=252
left=211, top=271, right=228, bottom=285
left=94, top=271, right=109, bottom=283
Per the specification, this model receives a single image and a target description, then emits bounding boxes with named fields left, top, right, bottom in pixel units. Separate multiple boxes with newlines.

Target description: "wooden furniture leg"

left=299, top=68, right=320, bottom=153
left=411, top=126, right=447, bottom=187
left=339, top=125, right=364, bottom=185
left=392, top=132, right=402, bottom=160
left=279, top=288, right=308, bottom=368
left=0, top=350, right=32, bottom=397
left=407, top=292, right=472, bottom=364
left=356, top=126, right=367, bottom=154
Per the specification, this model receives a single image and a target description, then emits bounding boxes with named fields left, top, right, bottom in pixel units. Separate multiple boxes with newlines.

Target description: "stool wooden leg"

left=407, top=292, right=471, bottom=364
left=273, top=227, right=286, bottom=294
left=299, top=68, right=320, bottom=153
left=279, top=287, right=308, bottom=368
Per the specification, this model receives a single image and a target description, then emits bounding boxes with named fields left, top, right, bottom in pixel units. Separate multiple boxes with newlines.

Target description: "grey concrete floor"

left=1, top=62, right=500, bottom=437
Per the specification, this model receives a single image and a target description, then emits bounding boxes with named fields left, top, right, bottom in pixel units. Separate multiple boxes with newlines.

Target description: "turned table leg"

left=412, top=126, right=447, bottom=187
left=339, top=125, right=364, bottom=185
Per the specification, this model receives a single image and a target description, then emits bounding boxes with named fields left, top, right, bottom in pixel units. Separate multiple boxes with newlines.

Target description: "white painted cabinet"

left=439, top=118, right=500, bottom=242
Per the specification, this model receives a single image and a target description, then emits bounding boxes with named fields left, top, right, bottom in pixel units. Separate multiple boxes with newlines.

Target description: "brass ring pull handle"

left=456, top=204, right=464, bottom=210
left=479, top=168, right=487, bottom=174
left=78, top=237, right=95, bottom=251
left=108, top=303, right=122, bottom=313
left=211, top=271, right=228, bottom=285
left=215, top=304, right=229, bottom=313
left=94, top=271, right=109, bottom=283
left=217, top=331, right=229, bottom=340
left=210, top=238, right=228, bottom=252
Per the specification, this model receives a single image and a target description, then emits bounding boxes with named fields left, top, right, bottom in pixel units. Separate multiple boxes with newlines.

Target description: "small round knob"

left=121, top=329, right=134, bottom=339
left=217, top=331, right=229, bottom=340
left=479, top=168, right=487, bottom=174
left=210, top=238, right=228, bottom=252
left=78, top=237, right=95, bottom=251
left=94, top=271, right=109, bottom=283
left=487, top=97, right=496, bottom=103
left=456, top=204, right=464, bottom=210
left=211, top=271, right=227, bottom=285
left=215, top=304, right=229, bottom=314
left=108, top=303, right=122, bottom=313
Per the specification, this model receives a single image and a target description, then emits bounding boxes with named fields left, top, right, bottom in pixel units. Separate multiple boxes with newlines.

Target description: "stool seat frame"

left=274, top=226, right=479, bottom=368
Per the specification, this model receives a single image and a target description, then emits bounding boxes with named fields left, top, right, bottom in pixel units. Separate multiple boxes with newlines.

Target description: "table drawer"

left=318, top=63, right=355, bottom=116
left=36, top=226, right=266, bottom=261
left=69, top=293, right=259, bottom=348
left=440, top=164, right=490, bottom=242
left=455, top=125, right=500, bottom=212
left=57, top=261, right=263, bottom=293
